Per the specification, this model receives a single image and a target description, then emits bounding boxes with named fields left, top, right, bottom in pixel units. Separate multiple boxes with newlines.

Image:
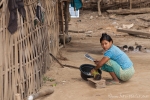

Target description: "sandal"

left=106, top=80, right=121, bottom=85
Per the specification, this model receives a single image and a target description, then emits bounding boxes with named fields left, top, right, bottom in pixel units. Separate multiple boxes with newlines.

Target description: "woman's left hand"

left=94, top=60, right=99, bottom=65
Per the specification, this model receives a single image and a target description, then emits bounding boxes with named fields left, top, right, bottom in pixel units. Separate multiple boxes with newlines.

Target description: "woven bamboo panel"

left=0, top=0, right=59, bottom=100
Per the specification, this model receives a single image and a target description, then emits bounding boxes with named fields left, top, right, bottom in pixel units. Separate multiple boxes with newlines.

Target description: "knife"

left=84, top=54, right=95, bottom=62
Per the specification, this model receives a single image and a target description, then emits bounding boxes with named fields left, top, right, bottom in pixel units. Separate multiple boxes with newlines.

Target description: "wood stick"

left=49, top=53, right=64, bottom=68
left=49, top=53, right=79, bottom=69
left=63, top=64, right=79, bottom=69
left=28, top=88, right=54, bottom=100
left=68, top=30, right=85, bottom=33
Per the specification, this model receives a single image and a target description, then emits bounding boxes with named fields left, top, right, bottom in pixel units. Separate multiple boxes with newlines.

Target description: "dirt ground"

left=37, top=10, right=150, bottom=100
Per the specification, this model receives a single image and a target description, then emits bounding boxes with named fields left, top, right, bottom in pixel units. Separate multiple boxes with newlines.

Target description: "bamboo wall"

left=0, top=0, right=59, bottom=100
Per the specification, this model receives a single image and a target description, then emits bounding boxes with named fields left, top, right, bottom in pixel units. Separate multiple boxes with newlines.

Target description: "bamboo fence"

left=0, top=0, right=59, bottom=100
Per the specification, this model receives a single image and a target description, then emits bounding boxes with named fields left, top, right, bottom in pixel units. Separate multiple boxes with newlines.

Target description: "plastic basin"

left=79, top=64, right=102, bottom=81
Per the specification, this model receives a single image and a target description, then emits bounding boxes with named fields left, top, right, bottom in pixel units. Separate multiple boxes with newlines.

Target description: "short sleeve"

left=104, top=50, right=113, bottom=58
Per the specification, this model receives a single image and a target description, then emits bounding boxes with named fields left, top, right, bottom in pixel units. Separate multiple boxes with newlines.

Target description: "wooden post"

left=0, top=29, right=2, bottom=100
left=140, top=0, right=141, bottom=8
left=130, top=0, right=132, bottom=9
left=15, top=94, right=21, bottom=100
left=97, top=0, right=102, bottom=16
left=61, top=1, right=65, bottom=47
left=65, top=1, right=69, bottom=35
left=56, top=0, right=59, bottom=53
left=120, top=0, right=122, bottom=8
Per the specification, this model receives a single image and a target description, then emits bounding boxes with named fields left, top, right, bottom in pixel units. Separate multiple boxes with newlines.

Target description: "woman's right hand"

left=90, top=68, right=97, bottom=76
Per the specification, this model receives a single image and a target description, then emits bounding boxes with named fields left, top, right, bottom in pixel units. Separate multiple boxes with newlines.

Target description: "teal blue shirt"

left=104, top=45, right=133, bottom=70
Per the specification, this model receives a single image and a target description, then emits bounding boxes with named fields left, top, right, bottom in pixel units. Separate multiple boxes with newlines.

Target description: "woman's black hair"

left=100, top=33, right=113, bottom=43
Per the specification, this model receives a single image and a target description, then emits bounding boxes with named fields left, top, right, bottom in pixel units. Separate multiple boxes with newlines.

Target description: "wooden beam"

left=107, top=8, right=150, bottom=15
left=117, top=28, right=150, bottom=37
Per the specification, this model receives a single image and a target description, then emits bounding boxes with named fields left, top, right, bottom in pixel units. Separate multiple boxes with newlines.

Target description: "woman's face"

left=101, top=40, right=112, bottom=51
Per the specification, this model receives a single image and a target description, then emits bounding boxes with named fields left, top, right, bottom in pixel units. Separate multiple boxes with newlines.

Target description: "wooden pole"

left=61, top=1, right=65, bottom=47
left=0, top=28, right=2, bottom=100
left=65, top=1, right=69, bottom=35
left=97, top=0, right=102, bottom=16
left=130, top=0, right=132, bottom=9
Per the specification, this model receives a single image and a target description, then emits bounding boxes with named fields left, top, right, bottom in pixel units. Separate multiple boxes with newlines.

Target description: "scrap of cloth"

left=8, top=0, right=26, bottom=34
left=70, top=0, right=82, bottom=10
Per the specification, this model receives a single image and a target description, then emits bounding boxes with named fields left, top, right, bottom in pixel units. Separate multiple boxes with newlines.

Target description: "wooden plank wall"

left=82, top=0, right=149, bottom=9
left=0, top=0, right=59, bottom=100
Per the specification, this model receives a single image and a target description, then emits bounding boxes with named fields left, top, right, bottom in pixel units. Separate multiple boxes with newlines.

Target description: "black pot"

left=79, top=64, right=102, bottom=81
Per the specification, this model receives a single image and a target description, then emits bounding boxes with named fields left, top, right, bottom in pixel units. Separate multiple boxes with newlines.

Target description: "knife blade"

left=84, top=54, right=95, bottom=62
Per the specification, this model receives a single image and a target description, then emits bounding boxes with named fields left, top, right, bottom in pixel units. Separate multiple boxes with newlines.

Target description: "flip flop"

left=106, top=80, right=121, bottom=85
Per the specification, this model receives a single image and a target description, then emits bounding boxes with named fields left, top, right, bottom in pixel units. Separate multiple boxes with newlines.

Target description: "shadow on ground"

left=65, top=42, right=104, bottom=55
